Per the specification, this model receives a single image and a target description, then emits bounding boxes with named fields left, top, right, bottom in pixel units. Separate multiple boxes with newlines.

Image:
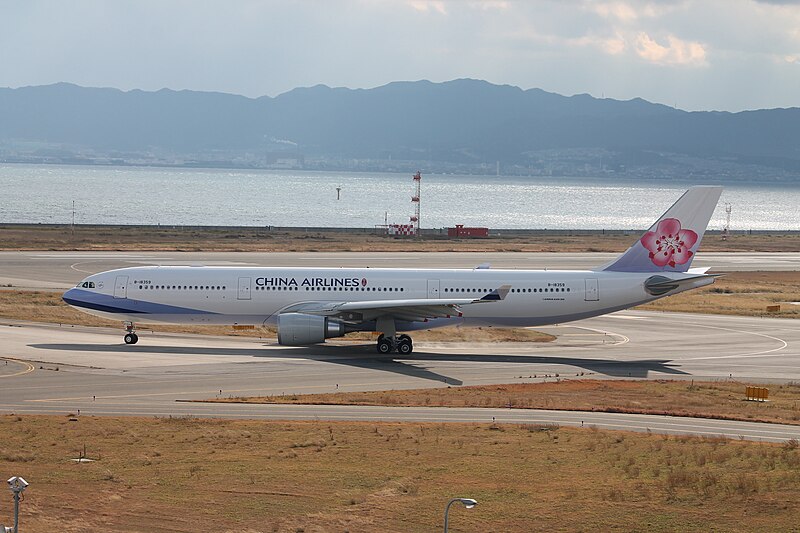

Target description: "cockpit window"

left=79, top=281, right=96, bottom=289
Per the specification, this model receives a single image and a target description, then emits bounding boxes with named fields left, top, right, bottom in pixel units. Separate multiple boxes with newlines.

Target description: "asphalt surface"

left=1, top=251, right=798, bottom=290
left=0, top=250, right=798, bottom=441
left=1, top=309, right=799, bottom=441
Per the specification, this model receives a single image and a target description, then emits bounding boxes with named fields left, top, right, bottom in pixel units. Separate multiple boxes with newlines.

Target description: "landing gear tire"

left=124, top=333, right=139, bottom=345
left=377, top=338, right=393, bottom=354
left=397, top=339, right=413, bottom=355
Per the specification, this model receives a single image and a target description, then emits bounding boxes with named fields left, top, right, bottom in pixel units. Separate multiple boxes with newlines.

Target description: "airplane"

left=63, top=186, right=723, bottom=355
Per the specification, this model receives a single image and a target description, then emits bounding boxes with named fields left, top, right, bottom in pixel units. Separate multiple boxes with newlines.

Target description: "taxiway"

left=0, top=250, right=797, bottom=440
left=0, top=308, right=797, bottom=440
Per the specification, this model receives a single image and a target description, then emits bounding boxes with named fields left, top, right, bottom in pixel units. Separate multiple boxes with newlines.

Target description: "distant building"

left=447, top=225, right=489, bottom=238
left=265, top=152, right=305, bottom=169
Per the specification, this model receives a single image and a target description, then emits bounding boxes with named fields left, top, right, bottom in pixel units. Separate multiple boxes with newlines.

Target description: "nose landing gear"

left=123, top=322, right=139, bottom=345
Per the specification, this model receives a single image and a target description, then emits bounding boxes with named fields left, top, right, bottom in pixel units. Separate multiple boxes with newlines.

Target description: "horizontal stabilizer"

left=644, top=273, right=721, bottom=296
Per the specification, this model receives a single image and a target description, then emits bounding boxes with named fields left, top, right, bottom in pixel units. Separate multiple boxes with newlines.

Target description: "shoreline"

left=3, top=224, right=800, bottom=252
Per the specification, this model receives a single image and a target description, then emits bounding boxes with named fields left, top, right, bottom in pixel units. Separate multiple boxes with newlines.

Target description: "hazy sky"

left=2, top=0, right=799, bottom=111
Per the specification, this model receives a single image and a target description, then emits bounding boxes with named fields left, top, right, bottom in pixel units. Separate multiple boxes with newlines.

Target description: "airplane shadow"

left=30, top=342, right=689, bottom=385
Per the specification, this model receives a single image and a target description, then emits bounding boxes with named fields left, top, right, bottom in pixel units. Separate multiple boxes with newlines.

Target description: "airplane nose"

left=62, top=288, right=79, bottom=305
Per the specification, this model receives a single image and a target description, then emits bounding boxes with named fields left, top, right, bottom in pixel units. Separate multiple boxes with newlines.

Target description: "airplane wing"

left=279, top=285, right=511, bottom=323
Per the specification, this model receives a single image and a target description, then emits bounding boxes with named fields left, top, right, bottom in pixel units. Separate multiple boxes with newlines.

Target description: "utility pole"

left=722, top=202, right=732, bottom=240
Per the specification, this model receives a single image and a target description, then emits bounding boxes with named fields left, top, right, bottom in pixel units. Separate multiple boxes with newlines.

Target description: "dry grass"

left=211, top=379, right=800, bottom=426
left=638, top=271, right=800, bottom=319
left=2, top=224, right=799, bottom=252
left=2, top=415, right=800, bottom=532
left=0, top=290, right=555, bottom=343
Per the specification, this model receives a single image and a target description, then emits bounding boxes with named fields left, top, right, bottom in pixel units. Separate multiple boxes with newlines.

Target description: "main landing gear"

left=376, top=334, right=413, bottom=355
left=123, top=322, right=139, bottom=345
left=375, top=316, right=413, bottom=354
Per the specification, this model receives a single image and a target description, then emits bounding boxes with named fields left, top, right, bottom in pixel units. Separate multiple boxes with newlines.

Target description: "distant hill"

left=1, top=79, right=799, bottom=179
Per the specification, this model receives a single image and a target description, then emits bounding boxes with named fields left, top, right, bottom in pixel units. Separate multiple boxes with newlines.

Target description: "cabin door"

left=584, top=278, right=599, bottom=301
left=238, top=277, right=252, bottom=300
left=113, top=276, right=128, bottom=299
left=427, top=279, right=440, bottom=299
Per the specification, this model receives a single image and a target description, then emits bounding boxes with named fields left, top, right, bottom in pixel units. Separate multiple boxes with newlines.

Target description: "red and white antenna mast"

left=410, top=171, right=421, bottom=236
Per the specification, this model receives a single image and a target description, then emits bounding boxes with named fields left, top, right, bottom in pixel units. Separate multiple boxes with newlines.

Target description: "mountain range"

left=1, top=79, right=799, bottom=179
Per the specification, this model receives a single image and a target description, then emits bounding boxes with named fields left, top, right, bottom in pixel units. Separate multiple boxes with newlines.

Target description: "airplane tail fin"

left=600, top=186, right=723, bottom=273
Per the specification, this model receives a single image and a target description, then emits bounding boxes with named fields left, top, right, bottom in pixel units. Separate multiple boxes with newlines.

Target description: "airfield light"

left=444, top=497, right=478, bottom=532
left=6, top=477, right=28, bottom=533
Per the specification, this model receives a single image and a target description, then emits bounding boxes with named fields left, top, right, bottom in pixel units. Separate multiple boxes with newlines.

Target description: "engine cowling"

left=277, top=313, right=346, bottom=346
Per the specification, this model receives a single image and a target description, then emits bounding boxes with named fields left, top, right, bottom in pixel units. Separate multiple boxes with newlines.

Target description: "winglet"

left=478, top=284, right=511, bottom=302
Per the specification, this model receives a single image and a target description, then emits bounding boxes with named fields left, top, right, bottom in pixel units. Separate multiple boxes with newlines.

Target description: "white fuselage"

left=63, top=265, right=711, bottom=331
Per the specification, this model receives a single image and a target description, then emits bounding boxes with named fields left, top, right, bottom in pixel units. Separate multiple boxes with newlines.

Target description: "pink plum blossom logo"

left=640, top=218, right=698, bottom=268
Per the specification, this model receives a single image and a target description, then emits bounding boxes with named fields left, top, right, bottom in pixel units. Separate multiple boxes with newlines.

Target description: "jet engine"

left=277, top=313, right=347, bottom=345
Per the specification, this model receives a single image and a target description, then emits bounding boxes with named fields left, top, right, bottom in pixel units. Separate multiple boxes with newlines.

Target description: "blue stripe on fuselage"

left=62, top=289, right=213, bottom=315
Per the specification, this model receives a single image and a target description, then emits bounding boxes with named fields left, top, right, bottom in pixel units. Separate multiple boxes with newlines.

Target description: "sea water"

left=1, top=164, right=798, bottom=230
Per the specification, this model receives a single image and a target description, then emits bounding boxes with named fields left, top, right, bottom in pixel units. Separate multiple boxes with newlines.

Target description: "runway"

left=1, top=250, right=798, bottom=290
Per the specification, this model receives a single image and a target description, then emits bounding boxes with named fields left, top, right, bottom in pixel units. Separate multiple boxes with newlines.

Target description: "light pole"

left=444, top=497, right=477, bottom=532
left=7, top=477, right=28, bottom=533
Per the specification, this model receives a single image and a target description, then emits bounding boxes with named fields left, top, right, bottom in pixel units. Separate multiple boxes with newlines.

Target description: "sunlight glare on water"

left=1, top=164, right=799, bottom=230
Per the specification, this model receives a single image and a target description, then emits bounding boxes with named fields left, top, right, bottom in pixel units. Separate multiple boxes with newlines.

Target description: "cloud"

left=635, top=32, right=707, bottom=66
left=587, top=1, right=683, bottom=22
left=590, top=1, right=640, bottom=21
left=569, top=33, right=627, bottom=55
left=1, top=0, right=799, bottom=111
left=407, top=1, right=448, bottom=14
left=470, top=0, right=509, bottom=10
left=754, top=0, right=800, bottom=5
left=603, top=36, right=628, bottom=54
